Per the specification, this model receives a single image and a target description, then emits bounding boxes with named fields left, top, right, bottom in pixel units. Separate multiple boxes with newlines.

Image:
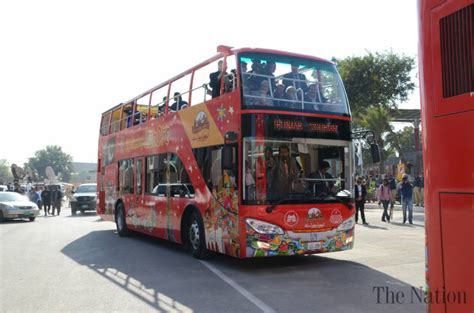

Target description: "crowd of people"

left=3, top=182, right=64, bottom=216
left=354, top=173, right=424, bottom=225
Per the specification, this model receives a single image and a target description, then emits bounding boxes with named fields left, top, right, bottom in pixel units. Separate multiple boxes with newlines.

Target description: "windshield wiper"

left=266, top=194, right=309, bottom=213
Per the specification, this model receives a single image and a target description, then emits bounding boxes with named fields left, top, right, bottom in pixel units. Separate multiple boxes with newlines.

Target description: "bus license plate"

left=307, top=242, right=321, bottom=250
left=81, top=204, right=88, bottom=209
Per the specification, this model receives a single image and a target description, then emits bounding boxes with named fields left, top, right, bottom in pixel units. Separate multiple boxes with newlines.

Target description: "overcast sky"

left=0, top=0, right=420, bottom=166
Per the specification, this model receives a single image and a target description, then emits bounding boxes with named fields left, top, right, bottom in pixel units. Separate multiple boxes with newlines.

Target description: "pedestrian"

left=413, top=175, right=422, bottom=206
left=377, top=179, right=392, bottom=222
left=51, top=186, right=63, bottom=215
left=354, top=176, right=368, bottom=225
left=398, top=174, right=414, bottom=224
left=35, top=187, right=42, bottom=213
left=41, top=186, right=51, bottom=216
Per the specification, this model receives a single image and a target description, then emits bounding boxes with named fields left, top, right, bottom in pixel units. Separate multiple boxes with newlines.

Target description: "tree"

left=386, top=126, right=421, bottom=158
left=25, top=146, right=74, bottom=182
left=336, top=51, right=415, bottom=115
left=0, top=159, right=14, bottom=184
left=357, top=107, right=395, bottom=172
left=335, top=51, right=416, bottom=172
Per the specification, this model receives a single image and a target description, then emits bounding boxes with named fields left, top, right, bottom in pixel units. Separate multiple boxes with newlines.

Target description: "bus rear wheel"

left=188, top=211, right=212, bottom=259
left=115, top=203, right=129, bottom=237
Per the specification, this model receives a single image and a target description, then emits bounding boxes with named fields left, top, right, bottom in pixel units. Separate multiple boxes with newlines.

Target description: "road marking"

left=199, top=260, right=276, bottom=313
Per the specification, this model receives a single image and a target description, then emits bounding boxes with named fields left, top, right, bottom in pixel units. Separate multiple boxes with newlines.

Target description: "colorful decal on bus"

left=179, top=104, right=224, bottom=148
left=204, top=170, right=240, bottom=257
left=246, top=224, right=354, bottom=257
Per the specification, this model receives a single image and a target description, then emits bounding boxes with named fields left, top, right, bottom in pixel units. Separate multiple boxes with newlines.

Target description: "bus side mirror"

left=222, top=146, right=233, bottom=170
left=371, top=143, right=381, bottom=163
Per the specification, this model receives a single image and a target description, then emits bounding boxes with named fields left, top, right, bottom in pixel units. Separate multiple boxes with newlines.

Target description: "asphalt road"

left=0, top=204, right=426, bottom=313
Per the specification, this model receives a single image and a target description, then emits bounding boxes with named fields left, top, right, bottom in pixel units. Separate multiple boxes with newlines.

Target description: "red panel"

left=440, top=193, right=474, bottom=311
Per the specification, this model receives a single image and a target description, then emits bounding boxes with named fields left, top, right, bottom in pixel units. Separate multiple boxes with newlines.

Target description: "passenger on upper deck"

left=158, top=96, right=166, bottom=116
left=264, top=61, right=277, bottom=92
left=209, top=60, right=226, bottom=98
left=169, top=92, right=188, bottom=112
left=246, top=60, right=265, bottom=92
left=304, top=84, right=321, bottom=111
left=251, top=80, right=273, bottom=106
left=283, top=61, right=308, bottom=93
left=285, top=86, right=300, bottom=109
left=273, top=83, right=287, bottom=107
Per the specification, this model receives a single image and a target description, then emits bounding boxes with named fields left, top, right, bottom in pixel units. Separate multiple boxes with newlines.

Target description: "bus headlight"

left=246, top=218, right=284, bottom=235
left=337, top=216, right=355, bottom=231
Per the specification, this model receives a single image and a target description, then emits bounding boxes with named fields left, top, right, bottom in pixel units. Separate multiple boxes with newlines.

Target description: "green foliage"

left=335, top=51, right=415, bottom=115
left=386, top=126, right=421, bottom=156
left=357, top=107, right=393, bottom=169
left=25, top=146, right=74, bottom=182
left=0, top=159, right=14, bottom=184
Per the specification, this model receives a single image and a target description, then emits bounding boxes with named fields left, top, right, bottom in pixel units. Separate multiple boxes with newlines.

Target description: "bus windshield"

left=243, top=137, right=353, bottom=205
left=239, top=52, right=349, bottom=116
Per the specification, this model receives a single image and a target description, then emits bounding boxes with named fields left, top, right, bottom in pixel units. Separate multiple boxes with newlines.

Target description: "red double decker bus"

left=418, top=0, right=473, bottom=311
left=97, top=46, right=357, bottom=259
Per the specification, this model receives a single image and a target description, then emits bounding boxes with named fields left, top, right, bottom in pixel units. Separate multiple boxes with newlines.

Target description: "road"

left=0, top=204, right=426, bottom=313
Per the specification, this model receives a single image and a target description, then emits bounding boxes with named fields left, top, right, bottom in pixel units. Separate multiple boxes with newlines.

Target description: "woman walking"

left=377, top=179, right=392, bottom=222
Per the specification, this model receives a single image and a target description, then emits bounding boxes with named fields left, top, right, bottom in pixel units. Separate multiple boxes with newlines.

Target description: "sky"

left=0, top=0, right=420, bottom=166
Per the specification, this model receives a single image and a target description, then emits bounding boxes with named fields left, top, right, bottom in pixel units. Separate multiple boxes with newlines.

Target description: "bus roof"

left=102, top=46, right=334, bottom=115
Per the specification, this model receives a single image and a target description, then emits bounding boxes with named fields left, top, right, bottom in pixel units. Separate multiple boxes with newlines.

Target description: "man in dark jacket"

left=282, top=62, right=308, bottom=93
left=209, top=60, right=226, bottom=98
left=51, top=186, right=62, bottom=215
left=41, top=187, right=51, bottom=215
left=354, top=176, right=368, bottom=225
left=398, top=174, right=414, bottom=224
left=169, top=92, right=188, bottom=112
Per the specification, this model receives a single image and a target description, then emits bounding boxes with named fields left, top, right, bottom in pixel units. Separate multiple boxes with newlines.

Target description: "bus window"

left=145, top=155, right=160, bottom=194
left=169, top=153, right=194, bottom=198
left=100, top=112, right=111, bottom=136
left=136, top=159, right=143, bottom=195
left=110, top=107, right=122, bottom=133
left=118, top=159, right=134, bottom=194
left=239, top=52, right=349, bottom=115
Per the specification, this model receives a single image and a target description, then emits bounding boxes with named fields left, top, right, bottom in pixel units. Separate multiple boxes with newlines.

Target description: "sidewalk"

left=364, top=202, right=426, bottom=213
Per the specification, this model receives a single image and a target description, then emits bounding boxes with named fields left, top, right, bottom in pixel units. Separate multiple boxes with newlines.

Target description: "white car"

left=70, top=183, right=97, bottom=215
left=0, top=185, right=8, bottom=192
left=0, top=192, right=40, bottom=222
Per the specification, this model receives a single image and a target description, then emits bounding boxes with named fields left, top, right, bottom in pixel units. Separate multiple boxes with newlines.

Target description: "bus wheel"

left=115, top=203, right=129, bottom=237
left=188, top=211, right=212, bottom=259
left=28, top=217, right=36, bottom=222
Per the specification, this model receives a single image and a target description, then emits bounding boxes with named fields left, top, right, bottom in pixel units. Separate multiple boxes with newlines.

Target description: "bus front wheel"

left=188, top=211, right=212, bottom=259
left=115, top=203, right=129, bottom=237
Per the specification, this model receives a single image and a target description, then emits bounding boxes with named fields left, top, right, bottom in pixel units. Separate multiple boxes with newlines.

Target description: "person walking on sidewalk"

left=398, top=174, right=414, bottom=224
left=354, top=177, right=368, bottom=225
left=41, top=186, right=51, bottom=215
left=388, top=174, right=397, bottom=219
left=377, top=179, right=392, bottom=222
left=51, top=186, right=63, bottom=215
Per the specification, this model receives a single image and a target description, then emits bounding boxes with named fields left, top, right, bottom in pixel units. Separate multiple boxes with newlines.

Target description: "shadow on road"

left=61, top=229, right=426, bottom=313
